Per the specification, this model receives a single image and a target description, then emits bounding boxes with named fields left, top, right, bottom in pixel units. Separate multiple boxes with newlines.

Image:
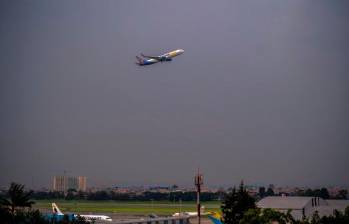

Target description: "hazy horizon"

left=1, top=0, right=348, bottom=189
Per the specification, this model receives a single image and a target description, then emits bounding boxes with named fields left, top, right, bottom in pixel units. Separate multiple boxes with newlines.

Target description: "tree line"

left=26, top=190, right=225, bottom=201
left=0, top=183, right=89, bottom=224
left=22, top=186, right=347, bottom=201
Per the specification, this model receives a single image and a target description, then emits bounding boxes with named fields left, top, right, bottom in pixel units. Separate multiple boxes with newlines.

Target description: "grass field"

left=33, top=200, right=221, bottom=215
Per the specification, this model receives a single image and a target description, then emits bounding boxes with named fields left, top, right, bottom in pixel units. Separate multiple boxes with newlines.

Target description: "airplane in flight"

left=51, top=203, right=112, bottom=222
left=136, top=49, right=184, bottom=66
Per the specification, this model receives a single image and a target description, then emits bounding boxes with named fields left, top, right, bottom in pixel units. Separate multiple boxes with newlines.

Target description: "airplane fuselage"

left=50, top=203, right=112, bottom=222
left=79, top=214, right=112, bottom=222
left=136, top=49, right=184, bottom=66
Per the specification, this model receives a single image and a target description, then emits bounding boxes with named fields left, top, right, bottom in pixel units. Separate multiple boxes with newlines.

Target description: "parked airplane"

left=173, top=211, right=223, bottom=224
left=52, top=203, right=112, bottom=222
left=44, top=203, right=77, bottom=222
left=172, top=206, right=208, bottom=217
left=172, top=211, right=200, bottom=217
left=136, top=49, right=184, bottom=66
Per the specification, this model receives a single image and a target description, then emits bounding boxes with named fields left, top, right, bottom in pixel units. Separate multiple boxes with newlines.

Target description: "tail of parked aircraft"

left=208, top=212, right=223, bottom=224
left=52, top=203, right=64, bottom=215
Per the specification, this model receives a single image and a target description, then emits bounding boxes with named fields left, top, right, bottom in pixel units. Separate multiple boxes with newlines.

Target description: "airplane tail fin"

left=135, top=56, right=144, bottom=65
left=208, top=213, right=223, bottom=224
left=52, top=203, right=64, bottom=215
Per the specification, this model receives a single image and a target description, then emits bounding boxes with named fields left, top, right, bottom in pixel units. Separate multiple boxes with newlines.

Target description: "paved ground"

left=93, top=215, right=212, bottom=224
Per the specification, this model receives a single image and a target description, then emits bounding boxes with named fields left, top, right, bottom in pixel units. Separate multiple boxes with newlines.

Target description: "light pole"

left=194, top=170, right=203, bottom=224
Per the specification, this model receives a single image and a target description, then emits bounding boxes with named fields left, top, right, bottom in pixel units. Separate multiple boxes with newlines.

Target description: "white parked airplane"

left=172, top=206, right=208, bottom=217
left=52, top=203, right=112, bottom=222
left=172, top=211, right=200, bottom=217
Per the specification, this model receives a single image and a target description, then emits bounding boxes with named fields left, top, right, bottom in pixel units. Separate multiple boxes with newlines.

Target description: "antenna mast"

left=194, top=169, right=203, bottom=224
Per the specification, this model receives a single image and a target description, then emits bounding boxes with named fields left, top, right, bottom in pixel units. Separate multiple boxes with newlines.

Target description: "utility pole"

left=194, top=169, right=203, bottom=224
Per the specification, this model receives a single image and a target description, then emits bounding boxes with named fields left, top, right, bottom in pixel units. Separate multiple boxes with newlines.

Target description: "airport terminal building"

left=257, top=196, right=349, bottom=220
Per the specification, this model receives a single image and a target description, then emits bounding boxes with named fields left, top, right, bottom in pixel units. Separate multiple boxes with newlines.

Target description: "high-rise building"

left=53, top=176, right=87, bottom=192
left=78, top=176, right=87, bottom=191
left=53, top=176, right=67, bottom=192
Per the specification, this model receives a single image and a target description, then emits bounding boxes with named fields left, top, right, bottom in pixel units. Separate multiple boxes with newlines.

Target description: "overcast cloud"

left=0, top=0, right=348, bottom=188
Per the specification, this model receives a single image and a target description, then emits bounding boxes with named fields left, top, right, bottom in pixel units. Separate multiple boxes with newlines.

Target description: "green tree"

left=0, top=182, right=34, bottom=215
left=319, top=188, right=329, bottom=199
left=266, top=187, right=275, bottom=196
left=336, top=189, right=348, bottom=199
left=310, top=211, right=320, bottom=224
left=345, top=205, right=349, bottom=217
left=258, top=187, right=266, bottom=198
left=221, top=181, right=255, bottom=224
left=240, top=208, right=295, bottom=224
left=65, top=188, right=77, bottom=200
left=238, top=208, right=261, bottom=224
left=310, top=206, right=349, bottom=224
left=0, top=182, right=90, bottom=224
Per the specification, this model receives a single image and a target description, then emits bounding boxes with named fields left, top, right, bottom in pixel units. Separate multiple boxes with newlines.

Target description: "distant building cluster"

left=84, top=184, right=348, bottom=199
left=53, top=176, right=87, bottom=192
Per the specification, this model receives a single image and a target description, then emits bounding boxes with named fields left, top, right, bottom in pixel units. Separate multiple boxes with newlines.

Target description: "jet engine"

left=159, top=56, right=172, bottom=61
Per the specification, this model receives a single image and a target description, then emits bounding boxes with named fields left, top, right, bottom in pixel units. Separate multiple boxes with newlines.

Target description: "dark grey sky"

left=1, top=0, right=349, bottom=189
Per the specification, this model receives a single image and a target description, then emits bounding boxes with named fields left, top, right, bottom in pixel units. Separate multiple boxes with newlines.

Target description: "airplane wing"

left=141, top=53, right=161, bottom=60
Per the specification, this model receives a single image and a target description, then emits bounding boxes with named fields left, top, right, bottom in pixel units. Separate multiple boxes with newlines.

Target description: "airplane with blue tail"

left=173, top=209, right=223, bottom=224
left=43, top=203, right=77, bottom=222
left=44, top=203, right=112, bottom=222
left=136, top=49, right=184, bottom=66
left=44, top=204, right=76, bottom=222
left=207, top=212, right=224, bottom=224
